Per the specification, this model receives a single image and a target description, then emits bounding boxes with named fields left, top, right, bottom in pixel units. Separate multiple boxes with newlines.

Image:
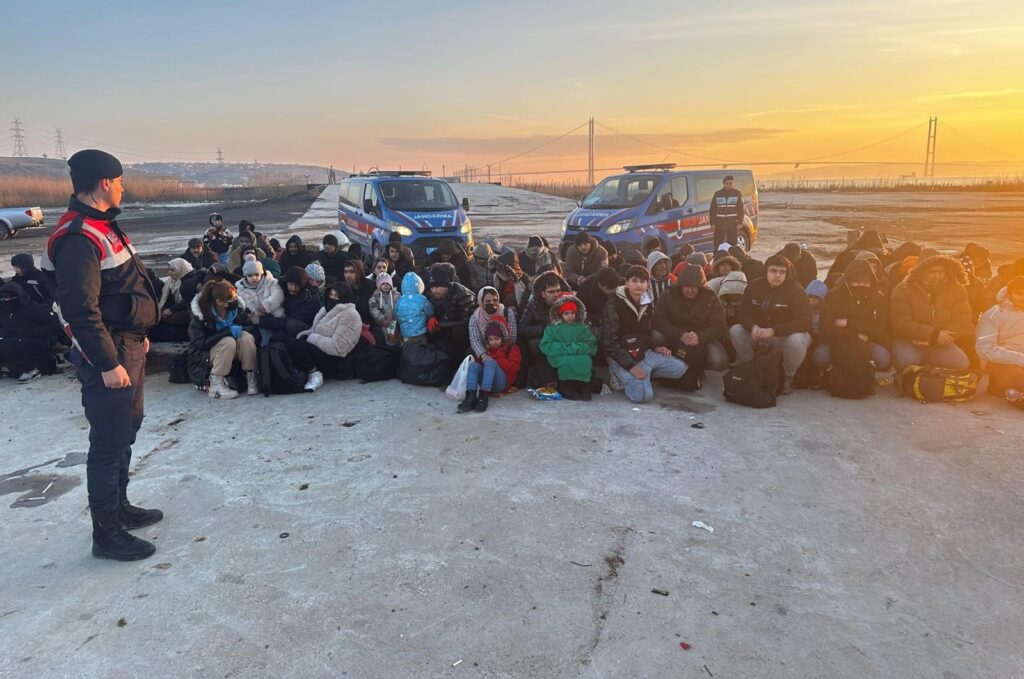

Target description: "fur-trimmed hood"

left=484, top=317, right=512, bottom=345
left=547, top=291, right=588, bottom=325
left=190, top=292, right=248, bottom=323
left=531, top=270, right=570, bottom=299
left=712, top=255, right=743, bottom=274
left=905, top=255, right=968, bottom=288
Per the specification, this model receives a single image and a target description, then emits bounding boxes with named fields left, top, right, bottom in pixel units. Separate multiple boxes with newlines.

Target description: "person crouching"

left=188, top=280, right=259, bottom=399
left=458, top=318, right=522, bottom=413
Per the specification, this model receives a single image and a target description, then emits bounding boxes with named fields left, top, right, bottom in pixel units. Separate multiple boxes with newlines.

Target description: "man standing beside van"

left=710, top=175, right=745, bottom=250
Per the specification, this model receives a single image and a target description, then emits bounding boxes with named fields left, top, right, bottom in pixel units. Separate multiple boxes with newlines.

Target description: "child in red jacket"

left=458, top=318, right=522, bottom=413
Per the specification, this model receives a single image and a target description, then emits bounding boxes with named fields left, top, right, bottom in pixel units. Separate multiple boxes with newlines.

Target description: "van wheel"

left=736, top=231, right=750, bottom=252
left=1, top=222, right=14, bottom=240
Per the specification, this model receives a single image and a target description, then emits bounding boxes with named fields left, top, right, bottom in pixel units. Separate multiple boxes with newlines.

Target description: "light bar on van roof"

left=623, top=163, right=677, bottom=173
left=359, top=170, right=433, bottom=177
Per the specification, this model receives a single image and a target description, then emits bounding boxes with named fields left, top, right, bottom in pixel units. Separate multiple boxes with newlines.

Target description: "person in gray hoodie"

left=647, top=250, right=674, bottom=304
left=466, top=243, right=494, bottom=293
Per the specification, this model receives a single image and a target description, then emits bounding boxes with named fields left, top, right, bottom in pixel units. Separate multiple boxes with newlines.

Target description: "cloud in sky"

left=744, top=104, right=864, bottom=120
left=927, top=88, right=1024, bottom=101
left=375, top=128, right=795, bottom=162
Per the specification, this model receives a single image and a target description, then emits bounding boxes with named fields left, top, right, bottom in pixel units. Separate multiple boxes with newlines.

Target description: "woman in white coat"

left=235, top=260, right=285, bottom=344
left=284, top=283, right=364, bottom=391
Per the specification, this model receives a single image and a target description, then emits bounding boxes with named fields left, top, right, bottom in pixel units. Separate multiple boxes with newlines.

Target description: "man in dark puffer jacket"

left=653, top=264, right=729, bottom=382
left=729, top=254, right=812, bottom=394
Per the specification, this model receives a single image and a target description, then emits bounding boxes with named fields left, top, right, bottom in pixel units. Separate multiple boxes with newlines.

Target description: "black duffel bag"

left=399, top=340, right=453, bottom=387
left=723, top=348, right=781, bottom=408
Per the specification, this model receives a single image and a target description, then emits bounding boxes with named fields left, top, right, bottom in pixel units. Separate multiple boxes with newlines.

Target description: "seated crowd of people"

left=5, top=213, right=1024, bottom=413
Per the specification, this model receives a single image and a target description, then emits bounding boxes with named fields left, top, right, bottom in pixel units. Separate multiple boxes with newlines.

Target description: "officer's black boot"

left=91, top=509, right=156, bottom=561
left=118, top=486, right=164, bottom=530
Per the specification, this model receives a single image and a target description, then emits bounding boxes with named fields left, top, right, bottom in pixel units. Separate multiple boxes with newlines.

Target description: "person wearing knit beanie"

left=368, top=271, right=401, bottom=343
left=429, top=266, right=453, bottom=290
left=457, top=316, right=521, bottom=413
left=242, top=260, right=264, bottom=278
left=540, top=291, right=597, bottom=399
left=484, top=321, right=506, bottom=340
left=305, top=262, right=325, bottom=285
left=555, top=297, right=579, bottom=318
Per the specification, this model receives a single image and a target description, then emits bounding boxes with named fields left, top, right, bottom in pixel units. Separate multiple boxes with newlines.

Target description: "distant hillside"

left=0, top=157, right=69, bottom=177
left=129, top=162, right=342, bottom=187
left=0, top=157, right=344, bottom=187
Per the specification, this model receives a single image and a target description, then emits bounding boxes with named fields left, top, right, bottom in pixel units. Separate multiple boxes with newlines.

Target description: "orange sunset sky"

left=5, top=1, right=1023, bottom=179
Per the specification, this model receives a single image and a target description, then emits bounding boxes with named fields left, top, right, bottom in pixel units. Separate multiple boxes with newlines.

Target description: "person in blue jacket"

left=396, top=272, right=433, bottom=342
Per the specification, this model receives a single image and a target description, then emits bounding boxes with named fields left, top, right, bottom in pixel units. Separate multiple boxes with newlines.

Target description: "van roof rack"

left=359, top=170, right=432, bottom=177
left=623, top=163, right=677, bottom=173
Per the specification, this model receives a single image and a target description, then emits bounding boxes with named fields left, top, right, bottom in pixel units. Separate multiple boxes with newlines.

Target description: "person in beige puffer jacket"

left=890, top=254, right=974, bottom=371
left=283, top=283, right=364, bottom=391
left=976, top=276, right=1024, bottom=397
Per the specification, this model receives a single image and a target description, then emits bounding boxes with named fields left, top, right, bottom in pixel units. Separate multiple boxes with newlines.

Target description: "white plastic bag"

left=445, top=356, right=474, bottom=401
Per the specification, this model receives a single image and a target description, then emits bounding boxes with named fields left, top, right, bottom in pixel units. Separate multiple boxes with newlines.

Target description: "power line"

left=17, top=120, right=217, bottom=161
left=594, top=121, right=734, bottom=162
left=486, top=120, right=591, bottom=167
left=794, top=123, right=927, bottom=162
left=495, top=159, right=1023, bottom=178
left=939, top=121, right=1020, bottom=161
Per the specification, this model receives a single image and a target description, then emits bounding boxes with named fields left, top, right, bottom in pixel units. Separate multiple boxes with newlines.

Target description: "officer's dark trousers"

left=75, top=336, right=146, bottom=512
left=713, top=225, right=738, bottom=250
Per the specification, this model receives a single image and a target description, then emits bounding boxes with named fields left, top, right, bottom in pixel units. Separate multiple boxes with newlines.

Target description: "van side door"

left=338, top=179, right=360, bottom=243
left=641, top=176, right=684, bottom=249
left=692, top=173, right=730, bottom=251
left=362, top=181, right=385, bottom=250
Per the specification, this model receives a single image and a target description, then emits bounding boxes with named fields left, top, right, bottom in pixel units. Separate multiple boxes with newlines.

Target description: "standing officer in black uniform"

left=709, top=175, right=746, bottom=251
left=41, top=150, right=163, bottom=561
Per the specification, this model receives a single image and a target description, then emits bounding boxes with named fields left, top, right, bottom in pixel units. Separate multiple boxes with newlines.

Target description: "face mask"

left=850, top=286, right=870, bottom=299
left=484, top=303, right=499, bottom=314
left=225, top=299, right=239, bottom=311
left=325, top=298, right=339, bottom=311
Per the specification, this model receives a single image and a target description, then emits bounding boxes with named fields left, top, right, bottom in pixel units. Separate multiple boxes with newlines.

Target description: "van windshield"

left=379, top=180, right=458, bottom=212
left=582, top=174, right=662, bottom=209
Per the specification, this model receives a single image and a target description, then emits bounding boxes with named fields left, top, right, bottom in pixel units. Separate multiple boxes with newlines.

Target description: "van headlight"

left=460, top=219, right=472, bottom=234
left=388, top=221, right=413, bottom=236
left=606, top=219, right=634, bottom=235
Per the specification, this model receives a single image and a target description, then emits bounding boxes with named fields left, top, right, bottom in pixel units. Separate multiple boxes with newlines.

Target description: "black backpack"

left=168, top=352, right=191, bottom=384
left=399, top=341, right=453, bottom=387
left=723, top=349, right=781, bottom=408
left=258, top=342, right=309, bottom=396
left=826, top=339, right=875, bottom=399
left=353, top=343, right=401, bottom=382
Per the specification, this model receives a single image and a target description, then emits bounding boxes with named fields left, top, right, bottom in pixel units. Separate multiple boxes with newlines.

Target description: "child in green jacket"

left=540, top=292, right=598, bottom=400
